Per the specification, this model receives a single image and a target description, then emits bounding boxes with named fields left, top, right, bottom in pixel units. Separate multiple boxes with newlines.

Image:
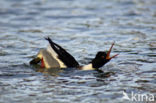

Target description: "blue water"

left=0, top=0, right=156, bottom=103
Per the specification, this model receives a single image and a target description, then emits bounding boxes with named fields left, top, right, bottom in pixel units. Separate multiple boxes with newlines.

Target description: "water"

left=0, top=0, right=156, bottom=103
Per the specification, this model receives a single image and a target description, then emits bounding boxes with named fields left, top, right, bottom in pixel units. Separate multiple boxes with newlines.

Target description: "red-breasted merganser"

left=30, top=37, right=118, bottom=70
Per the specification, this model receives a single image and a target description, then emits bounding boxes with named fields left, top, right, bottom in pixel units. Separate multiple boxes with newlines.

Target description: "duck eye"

left=101, top=56, right=105, bottom=58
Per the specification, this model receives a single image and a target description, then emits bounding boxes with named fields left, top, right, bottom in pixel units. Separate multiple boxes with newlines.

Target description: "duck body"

left=30, top=37, right=118, bottom=70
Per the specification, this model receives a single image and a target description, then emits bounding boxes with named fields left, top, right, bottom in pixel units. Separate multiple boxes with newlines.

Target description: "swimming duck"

left=30, top=37, right=118, bottom=70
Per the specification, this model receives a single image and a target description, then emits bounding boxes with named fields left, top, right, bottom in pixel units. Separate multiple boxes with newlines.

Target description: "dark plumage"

left=45, top=37, right=79, bottom=68
left=92, top=52, right=110, bottom=69
left=30, top=37, right=118, bottom=70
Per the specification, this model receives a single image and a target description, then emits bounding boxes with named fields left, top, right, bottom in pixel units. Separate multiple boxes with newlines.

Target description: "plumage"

left=45, top=37, right=79, bottom=68
left=80, top=64, right=95, bottom=70
left=30, top=37, right=118, bottom=70
left=46, top=45, right=67, bottom=68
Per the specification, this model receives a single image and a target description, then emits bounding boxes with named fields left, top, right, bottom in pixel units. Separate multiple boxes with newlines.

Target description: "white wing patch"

left=46, top=45, right=67, bottom=68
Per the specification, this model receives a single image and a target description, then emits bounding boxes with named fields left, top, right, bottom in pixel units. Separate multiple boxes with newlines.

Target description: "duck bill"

left=108, top=54, right=119, bottom=60
left=106, top=42, right=118, bottom=60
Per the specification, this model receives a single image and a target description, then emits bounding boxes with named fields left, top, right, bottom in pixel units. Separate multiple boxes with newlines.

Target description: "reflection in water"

left=32, top=64, right=114, bottom=79
left=32, top=66, right=63, bottom=76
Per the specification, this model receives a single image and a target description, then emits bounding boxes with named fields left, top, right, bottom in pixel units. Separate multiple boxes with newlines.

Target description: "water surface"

left=0, top=0, right=156, bottom=103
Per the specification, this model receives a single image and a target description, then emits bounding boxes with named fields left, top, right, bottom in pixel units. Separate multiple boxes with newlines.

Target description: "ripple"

left=0, top=0, right=156, bottom=103
left=136, top=59, right=155, bottom=63
left=18, top=29, right=43, bottom=33
left=135, top=79, right=150, bottom=83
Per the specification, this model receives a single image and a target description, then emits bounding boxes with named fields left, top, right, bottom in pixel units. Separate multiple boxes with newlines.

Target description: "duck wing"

left=30, top=49, right=61, bottom=68
left=45, top=37, right=79, bottom=68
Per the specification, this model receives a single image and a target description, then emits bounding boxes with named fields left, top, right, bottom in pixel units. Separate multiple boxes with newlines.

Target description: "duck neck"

left=79, top=63, right=95, bottom=70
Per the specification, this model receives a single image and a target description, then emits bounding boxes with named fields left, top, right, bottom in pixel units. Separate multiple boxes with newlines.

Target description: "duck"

left=30, top=37, right=118, bottom=70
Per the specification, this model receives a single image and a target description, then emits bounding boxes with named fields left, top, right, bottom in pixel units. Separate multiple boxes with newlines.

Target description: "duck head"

left=92, top=42, right=118, bottom=69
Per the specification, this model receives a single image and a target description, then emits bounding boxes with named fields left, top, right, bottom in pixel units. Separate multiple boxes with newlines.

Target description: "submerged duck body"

left=30, top=37, right=118, bottom=70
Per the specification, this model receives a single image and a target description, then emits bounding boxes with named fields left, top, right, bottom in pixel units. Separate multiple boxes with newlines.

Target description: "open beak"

left=106, top=42, right=119, bottom=60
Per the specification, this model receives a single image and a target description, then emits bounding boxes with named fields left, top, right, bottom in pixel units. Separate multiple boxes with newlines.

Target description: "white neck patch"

left=81, top=64, right=95, bottom=70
